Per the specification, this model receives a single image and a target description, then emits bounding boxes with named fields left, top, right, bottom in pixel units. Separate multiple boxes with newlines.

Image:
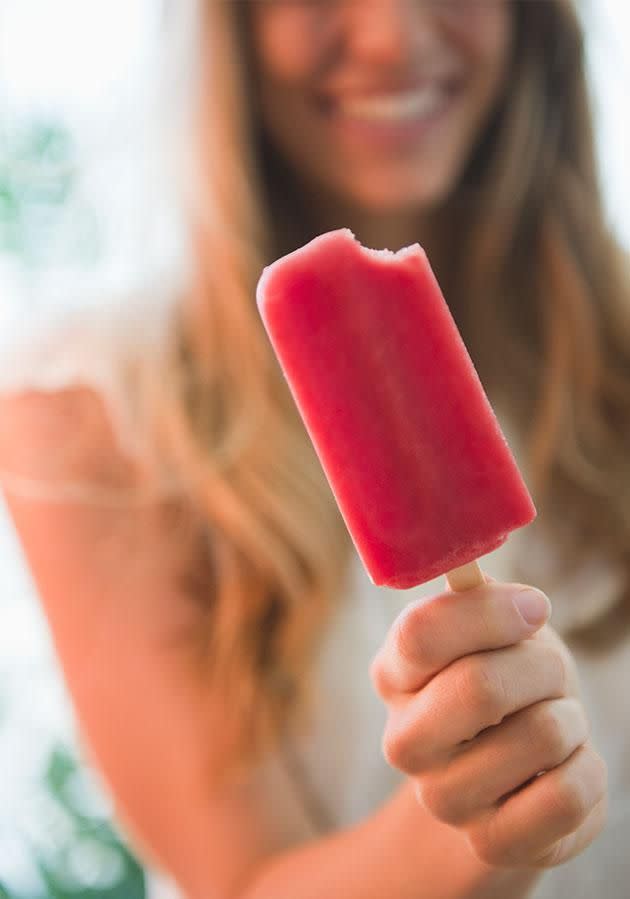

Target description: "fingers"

left=371, top=583, right=551, bottom=698
left=371, top=581, right=605, bottom=872
left=531, top=795, right=608, bottom=868
left=466, top=744, right=608, bottom=868
left=383, top=638, right=569, bottom=770
left=414, top=698, right=590, bottom=826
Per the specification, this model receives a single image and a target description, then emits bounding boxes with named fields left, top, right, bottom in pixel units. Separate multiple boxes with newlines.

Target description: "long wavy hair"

left=148, top=0, right=630, bottom=773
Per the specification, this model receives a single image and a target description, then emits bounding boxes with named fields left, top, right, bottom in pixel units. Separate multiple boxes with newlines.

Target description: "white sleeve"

left=0, top=253, right=184, bottom=399
left=0, top=140, right=189, bottom=486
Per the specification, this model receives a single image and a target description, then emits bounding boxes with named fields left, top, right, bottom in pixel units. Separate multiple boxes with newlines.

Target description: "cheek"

left=247, top=2, right=514, bottom=215
left=249, top=5, right=335, bottom=187
left=249, top=4, right=325, bottom=85
left=459, top=5, right=513, bottom=95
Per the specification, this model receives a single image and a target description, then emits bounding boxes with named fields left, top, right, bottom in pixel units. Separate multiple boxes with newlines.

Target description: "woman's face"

left=249, top=0, right=513, bottom=216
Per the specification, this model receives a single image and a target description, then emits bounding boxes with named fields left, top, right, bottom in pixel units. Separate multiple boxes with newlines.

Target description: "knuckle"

left=571, top=700, right=591, bottom=744
left=551, top=747, right=608, bottom=829
left=382, top=718, right=418, bottom=773
left=369, top=651, right=390, bottom=699
left=381, top=725, right=404, bottom=770
left=550, top=643, right=573, bottom=695
left=553, top=772, right=592, bottom=830
left=467, top=821, right=510, bottom=868
left=585, top=748, right=609, bottom=803
left=535, top=794, right=609, bottom=869
left=394, top=600, right=438, bottom=670
left=535, top=704, right=572, bottom=763
left=456, top=657, right=506, bottom=725
left=416, top=776, right=459, bottom=825
left=533, top=839, right=566, bottom=869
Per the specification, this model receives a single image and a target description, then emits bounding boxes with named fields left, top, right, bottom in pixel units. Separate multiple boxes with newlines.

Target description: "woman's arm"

left=0, top=389, right=321, bottom=894
left=0, top=389, right=542, bottom=899
left=240, top=780, right=541, bottom=899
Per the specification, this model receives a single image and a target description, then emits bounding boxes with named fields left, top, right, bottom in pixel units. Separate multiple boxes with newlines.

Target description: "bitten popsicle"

left=256, top=229, right=536, bottom=592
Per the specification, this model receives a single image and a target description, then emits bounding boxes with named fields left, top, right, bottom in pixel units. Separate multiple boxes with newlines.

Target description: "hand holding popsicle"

left=370, top=582, right=607, bottom=869
left=257, top=231, right=607, bottom=870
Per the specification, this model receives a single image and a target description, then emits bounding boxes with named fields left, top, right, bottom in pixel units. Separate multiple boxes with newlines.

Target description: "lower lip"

left=324, top=93, right=455, bottom=151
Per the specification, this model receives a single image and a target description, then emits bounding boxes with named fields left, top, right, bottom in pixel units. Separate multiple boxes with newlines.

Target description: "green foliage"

left=0, top=119, right=100, bottom=267
left=3, top=744, right=146, bottom=899
left=0, top=107, right=151, bottom=899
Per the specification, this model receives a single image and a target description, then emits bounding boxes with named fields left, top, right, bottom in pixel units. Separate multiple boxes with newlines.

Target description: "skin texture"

left=0, top=1, right=608, bottom=896
left=371, top=584, right=608, bottom=868
left=0, top=392, right=606, bottom=899
left=0, top=390, right=547, bottom=899
left=246, top=1, right=605, bottom=877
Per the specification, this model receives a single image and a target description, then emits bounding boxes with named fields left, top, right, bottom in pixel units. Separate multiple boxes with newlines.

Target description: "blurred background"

left=0, top=1, right=629, bottom=897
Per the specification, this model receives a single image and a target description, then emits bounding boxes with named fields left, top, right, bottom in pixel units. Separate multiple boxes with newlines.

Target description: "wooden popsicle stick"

left=446, top=560, right=486, bottom=592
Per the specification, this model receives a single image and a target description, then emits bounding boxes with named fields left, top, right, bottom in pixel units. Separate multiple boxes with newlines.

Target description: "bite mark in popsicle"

left=257, top=229, right=536, bottom=591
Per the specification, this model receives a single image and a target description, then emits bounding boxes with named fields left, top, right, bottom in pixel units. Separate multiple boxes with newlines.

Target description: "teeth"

left=340, top=88, right=445, bottom=123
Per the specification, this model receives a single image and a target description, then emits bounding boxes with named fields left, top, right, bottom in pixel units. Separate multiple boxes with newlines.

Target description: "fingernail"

left=514, top=589, right=551, bottom=626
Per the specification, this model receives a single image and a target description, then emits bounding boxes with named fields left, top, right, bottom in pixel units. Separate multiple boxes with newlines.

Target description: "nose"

left=344, top=0, right=436, bottom=70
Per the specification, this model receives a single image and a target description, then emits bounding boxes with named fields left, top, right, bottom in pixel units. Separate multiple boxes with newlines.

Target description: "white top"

left=0, top=223, right=186, bottom=467
left=281, top=543, right=630, bottom=899
left=142, top=506, right=630, bottom=898
left=0, top=292, right=627, bottom=898
left=145, top=489, right=630, bottom=899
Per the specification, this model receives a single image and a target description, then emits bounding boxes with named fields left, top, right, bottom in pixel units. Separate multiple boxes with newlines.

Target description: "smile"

left=337, top=86, right=450, bottom=125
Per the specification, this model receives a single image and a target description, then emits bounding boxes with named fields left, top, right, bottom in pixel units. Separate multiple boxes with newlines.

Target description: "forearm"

left=236, top=780, right=542, bottom=899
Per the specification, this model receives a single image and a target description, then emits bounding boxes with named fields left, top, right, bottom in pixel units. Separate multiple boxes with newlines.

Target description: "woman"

left=1, top=1, right=629, bottom=897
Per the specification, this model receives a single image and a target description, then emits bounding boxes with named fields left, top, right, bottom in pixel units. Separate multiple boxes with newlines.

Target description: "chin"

left=342, top=174, right=451, bottom=219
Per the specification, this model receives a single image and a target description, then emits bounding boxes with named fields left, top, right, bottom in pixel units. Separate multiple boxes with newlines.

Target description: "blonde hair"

left=148, top=1, right=351, bottom=775
left=138, top=0, right=630, bottom=763
left=146, top=0, right=630, bottom=772
left=436, top=0, right=630, bottom=646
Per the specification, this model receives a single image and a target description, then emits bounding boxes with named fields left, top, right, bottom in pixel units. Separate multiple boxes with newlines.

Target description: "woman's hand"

left=370, top=582, right=608, bottom=870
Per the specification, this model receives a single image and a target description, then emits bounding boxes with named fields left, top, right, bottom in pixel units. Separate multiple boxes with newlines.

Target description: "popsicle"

left=256, top=229, right=536, bottom=591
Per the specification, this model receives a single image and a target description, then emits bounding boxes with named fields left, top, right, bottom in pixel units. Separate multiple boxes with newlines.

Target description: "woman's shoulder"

left=0, top=276, right=185, bottom=504
left=0, top=385, right=146, bottom=509
left=0, top=260, right=181, bottom=398
left=0, top=255, right=185, bottom=485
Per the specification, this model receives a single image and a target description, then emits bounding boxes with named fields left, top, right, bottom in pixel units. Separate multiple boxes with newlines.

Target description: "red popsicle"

left=257, top=229, right=536, bottom=591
